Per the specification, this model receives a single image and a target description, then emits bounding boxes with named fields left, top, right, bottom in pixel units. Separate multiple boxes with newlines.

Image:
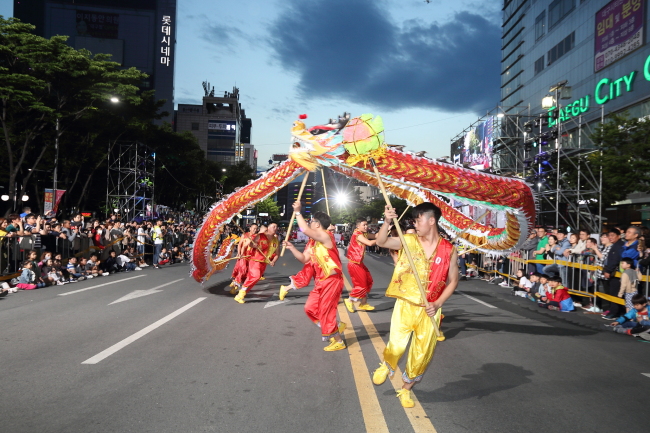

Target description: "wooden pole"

left=321, top=168, right=330, bottom=215
left=280, top=172, right=309, bottom=257
left=369, top=159, right=440, bottom=338
left=397, top=205, right=410, bottom=222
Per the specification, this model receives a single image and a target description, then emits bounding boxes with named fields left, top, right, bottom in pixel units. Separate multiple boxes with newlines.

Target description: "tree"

left=587, top=113, right=650, bottom=205
left=256, top=197, right=281, bottom=221
left=0, top=17, right=146, bottom=214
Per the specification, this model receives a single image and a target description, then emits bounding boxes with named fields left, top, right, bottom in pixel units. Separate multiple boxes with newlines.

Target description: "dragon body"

left=191, top=114, right=536, bottom=284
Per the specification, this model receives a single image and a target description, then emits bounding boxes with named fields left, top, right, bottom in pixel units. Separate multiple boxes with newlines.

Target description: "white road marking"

left=642, top=373, right=650, bottom=378
left=58, top=275, right=147, bottom=296
left=82, top=297, right=207, bottom=364
left=264, top=298, right=290, bottom=308
left=457, top=291, right=498, bottom=308
left=109, top=279, right=184, bottom=305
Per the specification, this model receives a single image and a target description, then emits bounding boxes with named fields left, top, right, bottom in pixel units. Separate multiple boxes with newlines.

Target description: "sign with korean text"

left=208, top=120, right=236, bottom=137
left=161, top=15, right=172, bottom=66
left=76, top=10, right=119, bottom=39
left=595, top=0, right=644, bottom=72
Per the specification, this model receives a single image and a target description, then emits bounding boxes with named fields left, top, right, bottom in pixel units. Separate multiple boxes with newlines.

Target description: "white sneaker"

left=56, top=280, right=65, bottom=286
left=86, top=275, right=93, bottom=279
left=102, top=272, right=109, bottom=276
left=499, top=281, right=509, bottom=287
left=135, top=267, right=142, bottom=270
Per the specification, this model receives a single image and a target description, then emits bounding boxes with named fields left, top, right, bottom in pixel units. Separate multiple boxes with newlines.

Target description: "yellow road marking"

left=357, top=310, right=438, bottom=433
left=337, top=304, right=390, bottom=433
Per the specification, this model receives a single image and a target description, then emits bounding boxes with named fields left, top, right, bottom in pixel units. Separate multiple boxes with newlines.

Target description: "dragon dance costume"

left=304, top=231, right=345, bottom=342
left=279, top=239, right=315, bottom=300
left=345, top=229, right=374, bottom=310
left=378, top=234, right=453, bottom=384
left=231, top=232, right=254, bottom=289
left=235, top=233, right=279, bottom=304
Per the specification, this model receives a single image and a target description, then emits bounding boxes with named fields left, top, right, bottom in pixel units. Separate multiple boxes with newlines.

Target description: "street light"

left=541, top=95, right=555, bottom=109
left=1, top=195, right=9, bottom=201
left=21, top=195, right=29, bottom=201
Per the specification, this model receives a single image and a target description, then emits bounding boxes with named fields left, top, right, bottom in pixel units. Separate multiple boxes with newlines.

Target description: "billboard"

left=451, top=116, right=495, bottom=170
left=76, top=10, right=120, bottom=39
left=594, top=0, right=644, bottom=72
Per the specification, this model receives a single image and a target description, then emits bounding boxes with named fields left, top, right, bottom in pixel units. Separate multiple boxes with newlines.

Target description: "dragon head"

left=289, top=113, right=350, bottom=171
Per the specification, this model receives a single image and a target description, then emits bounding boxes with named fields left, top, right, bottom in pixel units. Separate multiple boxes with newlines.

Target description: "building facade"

left=15, top=0, right=176, bottom=124
left=175, top=88, right=255, bottom=168
left=502, top=0, right=650, bottom=127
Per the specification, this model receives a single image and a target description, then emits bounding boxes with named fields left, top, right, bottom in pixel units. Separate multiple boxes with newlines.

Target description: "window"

left=547, top=32, right=575, bottom=65
left=549, top=0, right=575, bottom=29
left=535, top=11, right=546, bottom=41
left=534, top=56, right=545, bottom=75
left=191, top=122, right=199, bottom=131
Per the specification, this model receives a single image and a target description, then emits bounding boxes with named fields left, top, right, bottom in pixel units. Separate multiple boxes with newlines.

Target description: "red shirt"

left=346, top=230, right=366, bottom=263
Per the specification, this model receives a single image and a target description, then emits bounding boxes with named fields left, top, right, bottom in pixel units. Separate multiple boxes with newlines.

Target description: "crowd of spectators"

left=0, top=208, right=200, bottom=297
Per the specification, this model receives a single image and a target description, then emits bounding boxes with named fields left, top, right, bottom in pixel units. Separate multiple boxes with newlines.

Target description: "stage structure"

left=105, top=142, right=156, bottom=221
left=450, top=104, right=603, bottom=233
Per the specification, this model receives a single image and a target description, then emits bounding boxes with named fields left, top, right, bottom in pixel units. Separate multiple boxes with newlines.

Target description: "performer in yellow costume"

left=372, top=202, right=459, bottom=408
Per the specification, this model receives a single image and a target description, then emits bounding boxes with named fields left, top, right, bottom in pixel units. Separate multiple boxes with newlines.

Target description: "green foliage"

left=256, top=197, right=281, bottom=221
left=588, top=113, right=650, bottom=205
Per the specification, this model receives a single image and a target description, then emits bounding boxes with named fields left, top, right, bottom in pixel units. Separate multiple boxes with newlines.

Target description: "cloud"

left=268, top=0, right=501, bottom=113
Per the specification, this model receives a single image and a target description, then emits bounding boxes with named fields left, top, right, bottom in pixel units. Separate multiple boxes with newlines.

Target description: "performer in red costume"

left=344, top=218, right=378, bottom=312
left=229, top=223, right=258, bottom=294
left=283, top=202, right=346, bottom=351
left=234, top=223, right=279, bottom=304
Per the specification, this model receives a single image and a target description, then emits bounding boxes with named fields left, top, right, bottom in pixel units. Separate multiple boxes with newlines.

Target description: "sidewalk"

left=462, top=277, right=618, bottom=333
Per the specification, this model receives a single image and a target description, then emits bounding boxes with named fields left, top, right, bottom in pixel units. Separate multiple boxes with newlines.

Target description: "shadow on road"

left=414, top=363, right=534, bottom=402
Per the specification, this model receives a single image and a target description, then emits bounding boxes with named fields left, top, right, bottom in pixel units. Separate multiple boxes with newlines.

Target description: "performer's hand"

left=425, top=303, right=438, bottom=317
left=384, top=205, right=397, bottom=223
left=282, top=240, right=294, bottom=250
left=292, top=201, right=302, bottom=213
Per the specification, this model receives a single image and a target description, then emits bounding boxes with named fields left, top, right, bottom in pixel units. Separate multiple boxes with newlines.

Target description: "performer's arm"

left=426, top=249, right=460, bottom=317
left=356, top=234, right=377, bottom=247
left=292, top=201, right=331, bottom=245
left=283, top=240, right=310, bottom=264
left=376, top=205, right=402, bottom=250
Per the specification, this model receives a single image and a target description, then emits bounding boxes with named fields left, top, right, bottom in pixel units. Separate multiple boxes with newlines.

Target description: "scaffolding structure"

left=450, top=104, right=603, bottom=233
left=106, top=142, right=155, bottom=221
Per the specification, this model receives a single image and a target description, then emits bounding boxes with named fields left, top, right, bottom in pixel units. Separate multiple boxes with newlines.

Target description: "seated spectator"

left=521, top=272, right=542, bottom=301
left=42, top=258, right=65, bottom=286
left=117, top=251, right=139, bottom=272
left=607, top=294, right=649, bottom=335
left=618, top=258, right=639, bottom=313
left=78, top=257, right=93, bottom=279
left=16, top=260, right=38, bottom=290
left=158, top=247, right=171, bottom=266
left=172, top=246, right=183, bottom=263
left=86, top=254, right=108, bottom=277
left=103, top=250, right=120, bottom=274
left=66, top=257, right=85, bottom=281
left=538, top=276, right=574, bottom=311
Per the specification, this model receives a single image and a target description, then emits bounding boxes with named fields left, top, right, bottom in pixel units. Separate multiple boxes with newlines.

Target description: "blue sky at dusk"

left=1, top=0, right=503, bottom=166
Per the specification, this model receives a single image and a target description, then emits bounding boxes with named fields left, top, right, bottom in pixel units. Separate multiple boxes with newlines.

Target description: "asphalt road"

left=1, top=247, right=648, bottom=433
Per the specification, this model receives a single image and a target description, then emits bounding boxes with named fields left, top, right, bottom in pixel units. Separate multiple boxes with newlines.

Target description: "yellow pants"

left=383, top=298, right=441, bottom=383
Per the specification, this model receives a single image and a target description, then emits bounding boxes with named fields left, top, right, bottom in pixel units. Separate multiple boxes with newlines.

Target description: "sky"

left=1, top=0, right=503, bottom=168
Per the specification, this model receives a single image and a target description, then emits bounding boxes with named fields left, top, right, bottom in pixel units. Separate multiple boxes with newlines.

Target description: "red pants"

left=291, top=263, right=315, bottom=288
left=305, top=274, right=343, bottom=338
left=242, top=261, right=267, bottom=291
left=348, top=262, right=373, bottom=300
left=231, top=258, right=249, bottom=284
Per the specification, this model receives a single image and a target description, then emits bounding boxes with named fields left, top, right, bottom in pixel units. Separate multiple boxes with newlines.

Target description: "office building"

left=176, top=87, right=255, bottom=168
left=15, top=0, right=176, bottom=124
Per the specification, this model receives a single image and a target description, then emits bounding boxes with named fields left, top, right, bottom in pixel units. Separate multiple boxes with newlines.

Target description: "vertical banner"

left=43, top=189, right=66, bottom=215
left=54, top=190, right=66, bottom=213
left=44, top=189, right=54, bottom=215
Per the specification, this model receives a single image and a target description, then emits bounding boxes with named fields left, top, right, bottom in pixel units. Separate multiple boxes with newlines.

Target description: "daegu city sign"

left=547, top=53, right=650, bottom=127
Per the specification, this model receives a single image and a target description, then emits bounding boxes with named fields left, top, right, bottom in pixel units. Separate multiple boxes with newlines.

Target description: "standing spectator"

left=621, top=226, right=641, bottom=267
left=520, top=231, right=539, bottom=275
left=544, top=230, right=570, bottom=281
left=618, top=258, right=639, bottom=313
left=152, top=220, right=164, bottom=269
left=568, top=230, right=589, bottom=256
left=603, top=229, right=625, bottom=320
left=533, top=226, right=548, bottom=273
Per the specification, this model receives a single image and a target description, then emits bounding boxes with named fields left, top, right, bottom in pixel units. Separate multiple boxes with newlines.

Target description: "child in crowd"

left=608, top=294, right=650, bottom=336
left=17, top=261, right=38, bottom=290
left=618, top=258, right=638, bottom=313
left=52, top=259, right=68, bottom=285
left=78, top=257, right=93, bottom=279
left=104, top=250, right=120, bottom=274
left=538, top=276, right=574, bottom=311
left=42, top=258, right=65, bottom=286
left=86, top=254, right=108, bottom=277
left=158, top=248, right=171, bottom=266
left=523, top=273, right=542, bottom=301
left=66, top=257, right=85, bottom=281
left=172, top=246, right=183, bottom=263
